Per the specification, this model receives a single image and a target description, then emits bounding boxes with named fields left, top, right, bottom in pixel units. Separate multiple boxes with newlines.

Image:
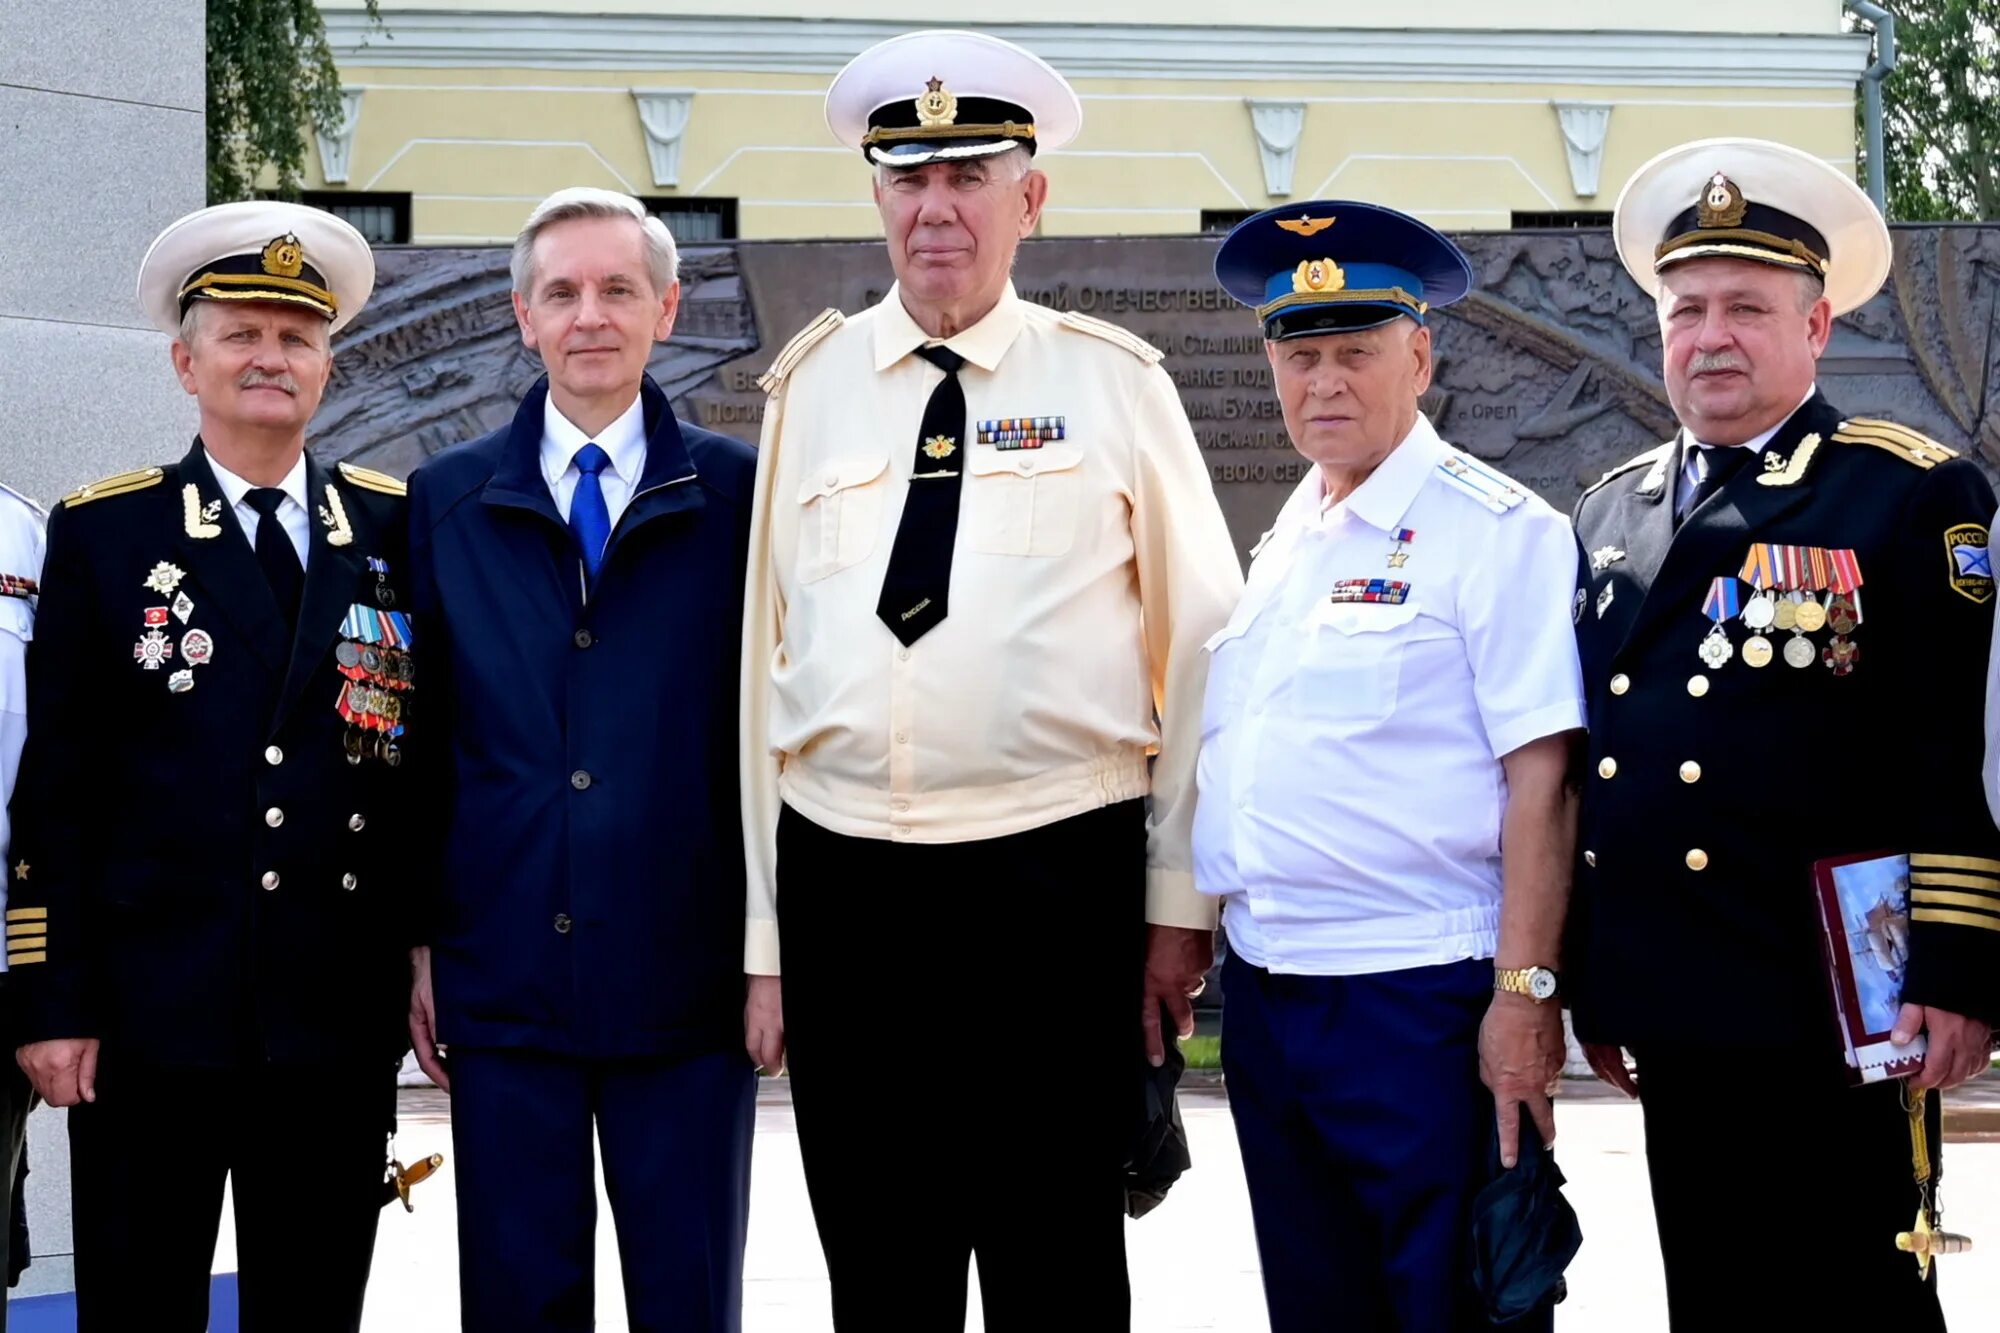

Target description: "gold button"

left=342, top=873, right=358, bottom=891
left=264, top=807, right=284, bottom=828
left=1598, top=757, right=1618, bottom=779
left=260, top=871, right=280, bottom=891
left=349, top=814, right=366, bottom=832
left=1680, top=761, right=1702, bottom=784
left=1686, top=849, right=1709, bottom=871
left=1687, top=675, right=1710, bottom=698
left=264, top=746, right=283, bottom=766
left=1584, top=850, right=1597, bottom=867
left=1609, top=674, right=1630, bottom=696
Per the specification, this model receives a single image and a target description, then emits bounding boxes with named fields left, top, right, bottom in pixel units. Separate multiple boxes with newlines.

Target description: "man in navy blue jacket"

left=405, top=187, right=758, bottom=1332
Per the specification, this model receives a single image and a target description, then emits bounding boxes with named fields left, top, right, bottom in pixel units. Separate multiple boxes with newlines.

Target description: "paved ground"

left=171, top=1077, right=2000, bottom=1331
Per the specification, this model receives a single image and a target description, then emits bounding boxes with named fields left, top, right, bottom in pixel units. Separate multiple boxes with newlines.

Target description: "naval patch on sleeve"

left=1945, top=523, right=1993, bottom=604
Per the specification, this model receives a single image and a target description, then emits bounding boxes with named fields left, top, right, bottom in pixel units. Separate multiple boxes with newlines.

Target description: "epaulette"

left=1058, top=312, right=1165, bottom=365
left=62, top=466, right=165, bottom=508
left=1435, top=451, right=1529, bottom=515
left=757, top=308, right=844, bottom=394
left=1832, top=417, right=1958, bottom=470
left=336, top=461, right=407, bottom=497
left=1580, top=442, right=1674, bottom=502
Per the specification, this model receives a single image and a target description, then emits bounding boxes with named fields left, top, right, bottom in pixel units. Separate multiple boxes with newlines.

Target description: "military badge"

left=1572, top=587, right=1587, bottom=624
left=1275, top=214, right=1335, bottom=237
left=1328, top=578, right=1410, bottom=605
left=922, top=435, right=957, bottom=461
left=1944, top=524, right=1993, bottom=604
left=367, top=556, right=397, bottom=608
left=262, top=233, right=305, bottom=278
left=1386, top=528, right=1414, bottom=569
left=977, top=418, right=1066, bottom=450
left=167, top=669, right=195, bottom=694
left=144, top=561, right=186, bottom=596
left=133, top=628, right=174, bottom=670
left=1589, top=546, right=1626, bottom=572
left=143, top=606, right=169, bottom=627
left=1696, top=172, right=1748, bottom=229
left=180, top=628, right=214, bottom=666
left=183, top=485, right=221, bottom=539
left=318, top=485, right=354, bottom=547
left=1596, top=583, right=1615, bottom=618
left=172, top=591, right=195, bottom=623
left=915, top=76, right=958, bottom=128
left=1293, top=259, right=1345, bottom=295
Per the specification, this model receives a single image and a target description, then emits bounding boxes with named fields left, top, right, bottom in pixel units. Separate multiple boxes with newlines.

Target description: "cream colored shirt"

left=740, top=283, right=1244, bottom=973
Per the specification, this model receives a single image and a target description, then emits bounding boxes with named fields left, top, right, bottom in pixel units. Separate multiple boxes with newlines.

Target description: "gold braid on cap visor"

left=1655, top=228, right=1827, bottom=276
left=178, top=270, right=338, bottom=315
left=862, top=122, right=1037, bottom=146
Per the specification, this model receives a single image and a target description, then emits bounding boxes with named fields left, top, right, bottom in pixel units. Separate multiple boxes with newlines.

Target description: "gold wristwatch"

left=1494, top=965, right=1559, bottom=1003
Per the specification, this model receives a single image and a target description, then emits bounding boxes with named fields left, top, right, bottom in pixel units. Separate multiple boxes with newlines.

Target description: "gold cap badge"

left=1292, top=259, right=1346, bottom=295
left=916, top=76, right=959, bottom=128
left=261, top=233, right=305, bottom=278
left=1276, top=215, right=1335, bottom=237
left=1696, top=173, right=1748, bottom=229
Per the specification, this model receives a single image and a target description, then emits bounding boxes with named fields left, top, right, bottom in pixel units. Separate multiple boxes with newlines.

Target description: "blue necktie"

left=570, top=442, right=612, bottom=586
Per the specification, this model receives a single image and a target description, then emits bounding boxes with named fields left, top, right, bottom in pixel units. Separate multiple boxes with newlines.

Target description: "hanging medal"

left=1699, top=577, right=1739, bottom=668
left=1774, top=545, right=1815, bottom=668
left=1737, top=544, right=1777, bottom=668
left=1824, top=548, right=1864, bottom=676
left=1795, top=547, right=1831, bottom=632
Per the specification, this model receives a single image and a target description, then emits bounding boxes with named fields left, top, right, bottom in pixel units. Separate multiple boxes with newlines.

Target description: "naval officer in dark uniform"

left=1569, top=138, right=2000, bottom=1329
left=7, top=202, right=417, bottom=1332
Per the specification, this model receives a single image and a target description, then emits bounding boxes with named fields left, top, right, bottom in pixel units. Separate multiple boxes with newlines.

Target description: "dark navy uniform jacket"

left=1567, top=392, right=2000, bottom=1048
left=7, top=442, right=417, bottom=1070
left=408, top=374, right=753, bottom=1061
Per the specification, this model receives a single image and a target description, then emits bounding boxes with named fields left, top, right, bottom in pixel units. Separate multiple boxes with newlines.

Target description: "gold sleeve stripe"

left=1912, top=888, right=2000, bottom=911
left=1911, top=854, right=2000, bottom=874
left=1910, top=871, right=2000, bottom=893
left=4, top=907, right=47, bottom=921
left=4, top=924, right=45, bottom=939
left=1913, top=907, right=2000, bottom=933
left=5, top=951, right=45, bottom=966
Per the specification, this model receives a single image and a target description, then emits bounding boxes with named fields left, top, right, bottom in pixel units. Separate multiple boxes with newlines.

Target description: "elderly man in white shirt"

left=1195, top=201, right=1586, bottom=1332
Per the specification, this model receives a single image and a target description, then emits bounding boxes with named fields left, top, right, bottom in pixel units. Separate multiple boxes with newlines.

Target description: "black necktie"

left=876, top=344, right=966, bottom=646
left=1676, top=445, right=1754, bottom=528
left=245, top=487, right=303, bottom=628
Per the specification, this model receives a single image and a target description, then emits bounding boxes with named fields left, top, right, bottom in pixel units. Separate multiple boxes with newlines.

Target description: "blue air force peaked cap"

left=1215, top=200, right=1474, bottom=341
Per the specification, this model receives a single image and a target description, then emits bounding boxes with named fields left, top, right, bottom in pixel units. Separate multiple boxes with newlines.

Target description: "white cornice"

left=326, top=13, right=1870, bottom=88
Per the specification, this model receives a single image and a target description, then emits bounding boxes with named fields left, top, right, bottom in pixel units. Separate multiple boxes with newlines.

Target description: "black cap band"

left=1657, top=200, right=1829, bottom=276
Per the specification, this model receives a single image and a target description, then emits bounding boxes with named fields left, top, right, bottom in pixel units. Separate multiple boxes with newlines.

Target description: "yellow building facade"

left=313, top=1, right=1868, bottom=244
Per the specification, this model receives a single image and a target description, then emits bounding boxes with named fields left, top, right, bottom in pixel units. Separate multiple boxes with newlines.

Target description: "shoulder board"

left=336, top=461, right=407, bottom=497
left=62, top=466, right=165, bottom=508
left=757, top=308, right=845, bottom=395
left=1435, top=451, right=1529, bottom=515
left=1580, top=441, right=1674, bottom=502
left=1057, top=312, right=1165, bottom=364
left=1832, top=417, right=1958, bottom=470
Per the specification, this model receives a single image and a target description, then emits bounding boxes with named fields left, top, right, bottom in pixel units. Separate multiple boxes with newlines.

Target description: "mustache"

left=237, top=370, right=298, bottom=395
left=1686, top=351, right=1747, bottom=375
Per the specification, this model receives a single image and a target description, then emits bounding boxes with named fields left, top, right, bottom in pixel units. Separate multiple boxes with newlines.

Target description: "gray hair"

left=510, top=187, right=680, bottom=299
left=874, top=143, right=1034, bottom=192
left=177, top=300, right=329, bottom=350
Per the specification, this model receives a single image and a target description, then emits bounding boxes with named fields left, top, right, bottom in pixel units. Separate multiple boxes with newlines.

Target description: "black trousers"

left=778, top=799, right=1148, bottom=1332
left=69, top=1059, right=396, bottom=1333
left=1633, top=1044, right=1947, bottom=1331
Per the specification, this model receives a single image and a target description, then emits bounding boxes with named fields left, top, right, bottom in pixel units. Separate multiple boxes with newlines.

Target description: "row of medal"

left=334, top=591, right=413, bottom=767
left=1698, top=544, right=1863, bottom=675
left=133, top=562, right=213, bottom=694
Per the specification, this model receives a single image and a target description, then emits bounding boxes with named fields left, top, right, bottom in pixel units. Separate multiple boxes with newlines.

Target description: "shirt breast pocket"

left=1294, top=600, right=1422, bottom=729
left=966, top=445, right=1085, bottom=558
left=795, top=453, right=890, bottom=584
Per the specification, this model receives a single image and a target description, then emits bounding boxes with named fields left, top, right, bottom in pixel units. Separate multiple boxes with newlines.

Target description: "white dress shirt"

left=0, top=485, right=45, bottom=965
left=540, top=392, right=648, bottom=528
left=1193, top=414, right=1586, bottom=975
left=1674, top=383, right=1818, bottom=513
left=206, top=450, right=311, bottom=568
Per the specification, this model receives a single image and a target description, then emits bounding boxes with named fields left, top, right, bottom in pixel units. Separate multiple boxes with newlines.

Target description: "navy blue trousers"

left=449, top=1048, right=755, bottom=1332
left=1223, top=950, right=1543, bottom=1333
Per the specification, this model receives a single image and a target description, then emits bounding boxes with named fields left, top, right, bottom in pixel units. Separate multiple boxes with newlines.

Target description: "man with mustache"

left=1569, top=138, right=2000, bottom=1328
left=1197, top=201, right=1585, bottom=1330
left=405, top=187, right=758, bottom=1330
left=740, top=29, right=1241, bottom=1329
left=5, top=201, right=415, bottom=1331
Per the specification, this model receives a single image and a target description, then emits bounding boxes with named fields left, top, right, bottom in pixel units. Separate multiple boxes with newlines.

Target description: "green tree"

left=207, top=0, right=383, bottom=204
left=1859, top=0, right=2000, bottom=220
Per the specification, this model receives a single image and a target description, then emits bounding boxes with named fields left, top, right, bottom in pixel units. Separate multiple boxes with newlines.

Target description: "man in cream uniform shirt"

left=740, top=28, right=1241, bottom=1331
left=1195, top=202, right=1586, bottom=1331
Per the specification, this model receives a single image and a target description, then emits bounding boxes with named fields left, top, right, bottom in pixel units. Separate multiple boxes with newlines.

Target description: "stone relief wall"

left=318, top=227, right=2000, bottom=559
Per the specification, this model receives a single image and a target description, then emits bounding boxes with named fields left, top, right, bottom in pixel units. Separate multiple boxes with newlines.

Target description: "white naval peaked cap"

left=137, top=199, right=377, bottom=337
left=826, top=29, right=1082, bottom=169
left=1612, top=137, right=1891, bottom=318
